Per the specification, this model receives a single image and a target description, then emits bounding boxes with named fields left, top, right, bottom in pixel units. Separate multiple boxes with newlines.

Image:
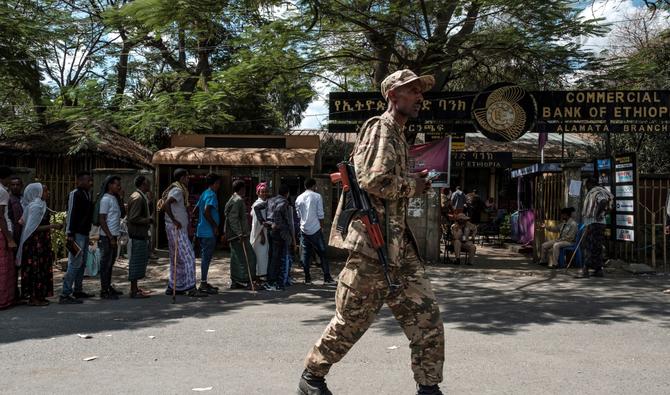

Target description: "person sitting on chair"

left=451, top=213, right=477, bottom=265
left=539, top=207, right=578, bottom=268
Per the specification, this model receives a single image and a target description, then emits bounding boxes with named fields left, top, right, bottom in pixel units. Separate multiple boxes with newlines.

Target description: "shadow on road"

left=371, top=267, right=670, bottom=336
left=2, top=250, right=668, bottom=344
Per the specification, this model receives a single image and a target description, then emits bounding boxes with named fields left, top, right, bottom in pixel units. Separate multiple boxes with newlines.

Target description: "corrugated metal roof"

left=152, top=147, right=318, bottom=167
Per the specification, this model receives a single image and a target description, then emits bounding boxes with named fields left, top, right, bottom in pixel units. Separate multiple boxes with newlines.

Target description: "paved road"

left=1, top=247, right=669, bottom=395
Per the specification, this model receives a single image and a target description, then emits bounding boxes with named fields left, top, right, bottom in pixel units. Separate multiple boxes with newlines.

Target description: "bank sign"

left=329, top=86, right=670, bottom=141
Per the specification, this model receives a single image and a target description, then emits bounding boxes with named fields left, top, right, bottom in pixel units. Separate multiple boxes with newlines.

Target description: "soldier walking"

left=298, top=70, right=445, bottom=395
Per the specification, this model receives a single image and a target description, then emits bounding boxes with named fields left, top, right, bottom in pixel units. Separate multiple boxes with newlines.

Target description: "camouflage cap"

left=381, top=69, right=435, bottom=100
left=456, top=213, right=470, bottom=222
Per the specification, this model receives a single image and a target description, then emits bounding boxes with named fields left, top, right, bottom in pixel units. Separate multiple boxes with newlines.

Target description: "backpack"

left=91, top=195, right=102, bottom=226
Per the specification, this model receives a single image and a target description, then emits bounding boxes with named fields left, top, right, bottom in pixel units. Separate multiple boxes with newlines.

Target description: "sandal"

left=138, top=288, right=154, bottom=295
left=130, top=290, right=151, bottom=299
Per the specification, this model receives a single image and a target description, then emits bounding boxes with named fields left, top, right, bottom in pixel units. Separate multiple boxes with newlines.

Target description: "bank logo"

left=472, top=83, right=537, bottom=142
left=616, top=185, right=634, bottom=197
left=616, top=199, right=635, bottom=212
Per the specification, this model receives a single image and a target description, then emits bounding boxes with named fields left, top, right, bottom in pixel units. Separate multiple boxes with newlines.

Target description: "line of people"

left=162, top=169, right=333, bottom=295
left=0, top=166, right=334, bottom=309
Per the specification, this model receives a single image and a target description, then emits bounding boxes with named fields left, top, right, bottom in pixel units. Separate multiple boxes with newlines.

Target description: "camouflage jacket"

left=329, top=112, right=422, bottom=265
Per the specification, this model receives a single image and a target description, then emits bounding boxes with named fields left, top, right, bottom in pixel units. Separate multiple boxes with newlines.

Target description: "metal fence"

left=612, top=175, right=670, bottom=272
left=533, top=172, right=670, bottom=272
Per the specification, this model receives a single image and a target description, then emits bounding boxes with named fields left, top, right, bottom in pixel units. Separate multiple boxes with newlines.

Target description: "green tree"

left=0, top=0, right=52, bottom=126
left=580, top=10, right=670, bottom=173
left=295, top=0, right=607, bottom=90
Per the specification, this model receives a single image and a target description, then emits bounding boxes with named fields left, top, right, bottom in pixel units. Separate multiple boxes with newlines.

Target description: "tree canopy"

left=0, top=0, right=668, bottom=159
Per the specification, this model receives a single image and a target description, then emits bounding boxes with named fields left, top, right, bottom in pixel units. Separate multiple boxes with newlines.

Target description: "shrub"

left=50, top=211, right=67, bottom=259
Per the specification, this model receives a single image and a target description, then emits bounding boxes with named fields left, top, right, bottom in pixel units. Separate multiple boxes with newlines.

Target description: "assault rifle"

left=330, top=161, right=400, bottom=293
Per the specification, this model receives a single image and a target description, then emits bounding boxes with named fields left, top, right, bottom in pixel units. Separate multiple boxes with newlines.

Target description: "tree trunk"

left=111, top=39, right=133, bottom=111
left=368, top=33, right=393, bottom=87
left=20, top=61, right=47, bottom=125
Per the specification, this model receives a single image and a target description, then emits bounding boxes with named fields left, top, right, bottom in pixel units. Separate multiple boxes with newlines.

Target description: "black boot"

left=297, top=370, right=332, bottom=395
left=417, top=384, right=443, bottom=395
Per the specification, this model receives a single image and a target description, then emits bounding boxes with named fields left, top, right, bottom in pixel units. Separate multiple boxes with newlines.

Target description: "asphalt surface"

left=1, top=246, right=669, bottom=395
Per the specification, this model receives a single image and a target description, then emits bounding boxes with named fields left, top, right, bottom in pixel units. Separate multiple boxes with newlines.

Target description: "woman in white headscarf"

left=17, top=183, right=62, bottom=306
left=250, top=182, right=270, bottom=279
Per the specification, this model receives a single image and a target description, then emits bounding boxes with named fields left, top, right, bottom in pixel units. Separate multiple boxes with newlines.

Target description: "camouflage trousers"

left=304, top=247, right=445, bottom=386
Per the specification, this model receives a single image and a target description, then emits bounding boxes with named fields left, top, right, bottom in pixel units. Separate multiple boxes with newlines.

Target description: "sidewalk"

left=47, top=240, right=664, bottom=299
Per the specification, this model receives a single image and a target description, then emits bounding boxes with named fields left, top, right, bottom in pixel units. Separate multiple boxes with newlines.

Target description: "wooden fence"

left=1, top=154, right=138, bottom=211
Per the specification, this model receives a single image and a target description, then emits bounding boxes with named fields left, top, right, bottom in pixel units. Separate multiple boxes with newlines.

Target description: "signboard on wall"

left=613, top=153, right=637, bottom=242
left=329, top=89, right=670, bottom=141
left=452, top=152, right=513, bottom=169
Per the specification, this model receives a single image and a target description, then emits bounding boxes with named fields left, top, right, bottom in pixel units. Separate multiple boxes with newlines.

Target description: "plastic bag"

left=85, top=246, right=100, bottom=277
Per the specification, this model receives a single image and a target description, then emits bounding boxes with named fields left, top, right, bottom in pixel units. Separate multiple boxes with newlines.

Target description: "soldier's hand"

left=416, top=178, right=431, bottom=195
left=411, top=169, right=429, bottom=179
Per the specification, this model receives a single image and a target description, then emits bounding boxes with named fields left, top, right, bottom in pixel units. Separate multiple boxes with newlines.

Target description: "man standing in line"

left=164, top=169, right=208, bottom=297
left=98, top=175, right=124, bottom=300
left=126, top=175, right=153, bottom=299
left=577, top=177, right=613, bottom=278
left=196, top=173, right=222, bottom=294
left=298, top=70, right=444, bottom=395
left=8, top=176, right=23, bottom=302
left=224, top=180, right=256, bottom=290
left=265, top=184, right=292, bottom=291
left=0, top=167, right=17, bottom=309
left=451, top=185, right=465, bottom=214
left=59, top=171, right=94, bottom=304
left=295, top=178, right=333, bottom=285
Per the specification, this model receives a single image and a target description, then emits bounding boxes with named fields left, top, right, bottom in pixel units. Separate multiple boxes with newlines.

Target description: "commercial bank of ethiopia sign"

left=329, top=84, right=670, bottom=141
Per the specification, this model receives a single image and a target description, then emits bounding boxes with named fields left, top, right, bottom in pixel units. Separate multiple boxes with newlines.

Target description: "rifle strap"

left=383, top=199, right=391, bottom=258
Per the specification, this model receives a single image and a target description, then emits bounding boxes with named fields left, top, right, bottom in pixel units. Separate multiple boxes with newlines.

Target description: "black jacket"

left=269, top=195, right=292, bottom=243
left=67, top=188, right=93, bottom=236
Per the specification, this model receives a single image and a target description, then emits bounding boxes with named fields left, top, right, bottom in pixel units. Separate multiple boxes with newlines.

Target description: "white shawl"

left=16, top=183, right=47, bottom=266
left=250, top=198, right=266, bottom=246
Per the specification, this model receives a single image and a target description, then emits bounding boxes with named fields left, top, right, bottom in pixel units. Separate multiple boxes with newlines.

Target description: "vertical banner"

left=613, top=153, right=637, bottom=242
left=409, top=137, right=451, bottom=188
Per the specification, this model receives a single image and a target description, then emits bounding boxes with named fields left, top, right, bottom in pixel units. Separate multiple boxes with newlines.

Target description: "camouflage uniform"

left=304, top=110, right=445, bottom=386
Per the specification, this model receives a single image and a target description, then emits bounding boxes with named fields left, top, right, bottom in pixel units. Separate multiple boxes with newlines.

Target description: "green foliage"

left=499, top=214, right=512, bottom=240
left=50, top=211, right=67, bottom=260
left=580, top=24, right=670, bottom=173
left=295, top=0, right=608, bottom=90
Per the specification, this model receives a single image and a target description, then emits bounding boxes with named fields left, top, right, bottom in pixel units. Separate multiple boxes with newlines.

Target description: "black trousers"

left=584, top=223, right=605, bottom=271
left=268, top=233, right=286, bottom=286
left=99, top=236, right=118, bottom=292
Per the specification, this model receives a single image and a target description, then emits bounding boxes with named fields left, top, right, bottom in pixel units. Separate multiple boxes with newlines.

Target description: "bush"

left=50, top=211, right=67, bottom=259
left=499, top=214, right=512, bottom=240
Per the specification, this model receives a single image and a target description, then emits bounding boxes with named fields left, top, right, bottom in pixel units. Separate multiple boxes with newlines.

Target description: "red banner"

left=409, top=137, right=451, bottom=187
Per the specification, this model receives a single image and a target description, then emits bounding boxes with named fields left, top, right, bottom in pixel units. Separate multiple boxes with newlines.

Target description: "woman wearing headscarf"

left=17, top=183, right=62, bottom=306
left=250, top=182, right=270, bottom=279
